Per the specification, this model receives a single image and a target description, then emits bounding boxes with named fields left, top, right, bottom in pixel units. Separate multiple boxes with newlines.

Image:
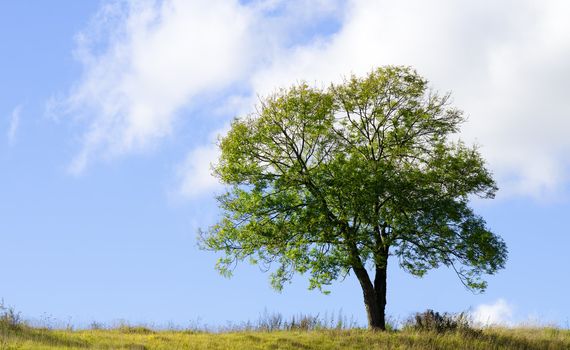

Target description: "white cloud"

left=472, top=299, right=514, bottom=326
left=7, top=105, right=21, bottom=146
left=472, top=299, right=560, bottom=327
left=175, top=123, right=230, bottom=198
left=59, top=0, right=256, bottom=174
left=177, top=143, right=220, bottom=199
left=60, top=0, right=570, bottom=198
left=57, top=0, right=345, bottom=176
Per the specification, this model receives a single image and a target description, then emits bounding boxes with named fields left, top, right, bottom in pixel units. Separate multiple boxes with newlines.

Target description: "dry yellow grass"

left=2, top=325, right=570, bottom=350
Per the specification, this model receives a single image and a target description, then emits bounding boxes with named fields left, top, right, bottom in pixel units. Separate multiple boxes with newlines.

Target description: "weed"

left=0, top=300, right=23, bottom=330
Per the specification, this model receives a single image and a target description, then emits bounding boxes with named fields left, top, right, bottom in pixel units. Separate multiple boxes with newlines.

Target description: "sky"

left=1, top=0, right=569, bottom=328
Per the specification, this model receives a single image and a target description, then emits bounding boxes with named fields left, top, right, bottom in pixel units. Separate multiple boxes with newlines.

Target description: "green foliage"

left=200, top=65, right=507, bottom=293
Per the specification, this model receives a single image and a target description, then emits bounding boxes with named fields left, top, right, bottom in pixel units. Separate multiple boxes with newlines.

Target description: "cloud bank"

left=59, top=0, right=570, bottom=198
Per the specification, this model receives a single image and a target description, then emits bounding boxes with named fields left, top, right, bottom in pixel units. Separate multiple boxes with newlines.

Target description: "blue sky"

left=1, top=0, right=570, bottom=328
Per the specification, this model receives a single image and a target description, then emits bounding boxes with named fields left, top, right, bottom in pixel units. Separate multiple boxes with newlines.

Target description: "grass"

left=2, top=303, right=569, bottom=349
left=2, top=325, right=570, bottom=349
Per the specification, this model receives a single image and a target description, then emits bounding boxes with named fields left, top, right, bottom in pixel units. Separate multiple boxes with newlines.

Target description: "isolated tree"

left=200, top=66, right=507, bottom=330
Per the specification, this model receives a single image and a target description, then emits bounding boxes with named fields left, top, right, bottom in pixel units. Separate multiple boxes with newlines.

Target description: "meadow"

left=2, top=309, right=569, bottom=350
left=3, top=325, right=570, bottom=349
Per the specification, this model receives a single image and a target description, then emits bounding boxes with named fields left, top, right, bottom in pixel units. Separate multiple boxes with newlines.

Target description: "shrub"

left=404, top=309, right=477, bottom=334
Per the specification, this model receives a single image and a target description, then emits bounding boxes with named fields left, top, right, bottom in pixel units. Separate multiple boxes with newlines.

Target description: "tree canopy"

left=200, top=66, right=507, bottom=329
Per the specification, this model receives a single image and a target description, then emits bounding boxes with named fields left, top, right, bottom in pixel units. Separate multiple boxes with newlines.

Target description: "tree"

left=199, top=66, right=507, bottom=330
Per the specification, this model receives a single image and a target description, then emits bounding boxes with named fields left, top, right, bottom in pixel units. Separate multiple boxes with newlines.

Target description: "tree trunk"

left=347, top=233, right=388, bottom=330
left=373, top=261, right=388, bottom=330
left=353, top=265, right=386, bottom=330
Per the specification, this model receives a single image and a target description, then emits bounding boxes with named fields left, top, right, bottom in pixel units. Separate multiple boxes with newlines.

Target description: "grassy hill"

left=2, top=325, right=570, bottom=349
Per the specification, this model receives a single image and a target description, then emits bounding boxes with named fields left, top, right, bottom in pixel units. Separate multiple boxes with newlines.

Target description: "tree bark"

left=346, top=229, right=388, bottom=330
left=352, top=252, right=389, bottom=330
left=373, top=260, right=388, bottom=330
left=353, top=265, right=386, bottom=330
